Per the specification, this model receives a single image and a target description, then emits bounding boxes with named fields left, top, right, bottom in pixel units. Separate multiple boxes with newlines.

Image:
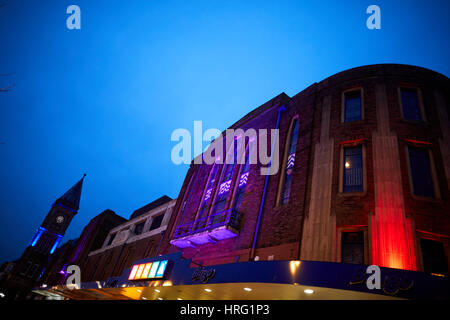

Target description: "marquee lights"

left=128, top=260, right=169, bottom=280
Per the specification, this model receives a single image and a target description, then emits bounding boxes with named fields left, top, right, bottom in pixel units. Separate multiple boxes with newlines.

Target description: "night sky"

left=0, top=0, right=449, bottom=264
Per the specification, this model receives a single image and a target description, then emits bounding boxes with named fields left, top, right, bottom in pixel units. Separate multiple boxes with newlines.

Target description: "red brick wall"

left=160, top=64, right=450, bottom=272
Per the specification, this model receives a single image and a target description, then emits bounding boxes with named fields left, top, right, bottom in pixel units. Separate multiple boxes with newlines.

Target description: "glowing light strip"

left=204, top=188, right=212, bottom=201
left=30, top=227, right=45, bottom=247
left=135, top=264, right=145, bottom=279
left=218, top=180, right=231, bottom=195
left=339, top=138, right=364, bottom=145
left=142, top=263, right=152, bottom=279
left=156, top=260, right=168, bottom=278
left=287, top=153, right=295, bottom=169
left=128, top=265, right=139, bottom=280
left=148, top=261, right=160, bottom=278
left=403, top=138, right=432, bottom=146
left=50, top=235, right=63, bottom=254
left=239, top=172, right=249, bottom=187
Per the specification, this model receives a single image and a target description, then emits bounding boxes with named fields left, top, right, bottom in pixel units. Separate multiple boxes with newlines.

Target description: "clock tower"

left=1, top=174, right=86, bottom=299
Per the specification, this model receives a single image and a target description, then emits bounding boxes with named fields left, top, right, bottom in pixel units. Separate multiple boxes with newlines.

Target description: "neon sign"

left=128, top=260, right=169, bottom=280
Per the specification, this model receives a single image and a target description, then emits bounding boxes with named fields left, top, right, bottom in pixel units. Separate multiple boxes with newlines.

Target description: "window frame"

left=398, top=86, right=427, bottom=122
left=337, top=226, right=369, bottom=265
left=415, top=231, right=449, bottom=276
left=404, top=143, right=440, bottom=200
left=341, top=87, right=364, bottom=123
left=229, top=140, right=253, bottom=214
left=106, top=233, right=116, bottom=246
left=133, top=221, right=145, bottom=235
left=209, top=141, right=239, bottom=217
left=276, top=115, right=300, bottom=206
left=206, top=139, right=242, bottom=221
left=193, top=162, right=220, bottom=222
left=149, top=214, right=164, bottom=231
left=338, top=141, right=367, bottom=195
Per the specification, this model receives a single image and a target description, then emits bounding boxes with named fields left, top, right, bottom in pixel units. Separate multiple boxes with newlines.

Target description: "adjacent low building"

left=78, top=196, right=176, bottom=283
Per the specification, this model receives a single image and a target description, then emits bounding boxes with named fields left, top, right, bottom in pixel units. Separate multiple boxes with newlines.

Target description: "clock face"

left=56, top=216, right=64, bottom=224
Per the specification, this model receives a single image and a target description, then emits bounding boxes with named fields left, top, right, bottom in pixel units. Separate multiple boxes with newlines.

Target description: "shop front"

left=34, top=252, right=450, bottom=300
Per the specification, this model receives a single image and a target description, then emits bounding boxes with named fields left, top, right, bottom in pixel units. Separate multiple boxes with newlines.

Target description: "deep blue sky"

left=0, top=0, right=449, bottom=263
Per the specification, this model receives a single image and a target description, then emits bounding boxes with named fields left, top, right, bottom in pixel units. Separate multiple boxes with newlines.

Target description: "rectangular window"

left=342, top=231, right=364, bottom=264
left=343, top=146, right=363, bottom=193
left=233, top=144, right=252, bottom=213
left=400, top=88, right=422, bottom=121
left=194, top=164, right=220, bottom=230
left=134, top=222, right=145, bottom=235
left=211, top=141, right=239, bottom=215
left=420, top=239, right=448, bottom=275
left=344, top=90, right=362, bottom=122
left=279, top=118, right=299, bottom=205
left=149, top=214, right=164, bottom=230
left=408, top=146, right=435, bottom=197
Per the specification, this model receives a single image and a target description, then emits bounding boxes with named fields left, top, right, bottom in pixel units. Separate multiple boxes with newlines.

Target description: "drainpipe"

left=249, top=104, right=286, bottom=260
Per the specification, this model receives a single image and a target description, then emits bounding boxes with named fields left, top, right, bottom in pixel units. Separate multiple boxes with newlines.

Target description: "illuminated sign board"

left=128, top=260, right=169, bottom=280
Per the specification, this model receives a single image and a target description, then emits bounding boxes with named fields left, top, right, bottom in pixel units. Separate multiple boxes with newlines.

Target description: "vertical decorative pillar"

left=301, top=95, right=336, bottom=262
left=370, top=83, right=417, bottom=270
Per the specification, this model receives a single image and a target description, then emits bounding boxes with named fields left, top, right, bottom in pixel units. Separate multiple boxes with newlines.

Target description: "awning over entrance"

left=36, top=282, right=401, bottom=300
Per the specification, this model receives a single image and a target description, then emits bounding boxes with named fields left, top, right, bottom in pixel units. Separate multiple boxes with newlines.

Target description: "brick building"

left=163, top=64, right=450, bottom=276
left=80, top=196, right=176, bottom=283
left=0, top=175, right=86, bottom=300
left=40, top=209, right=127, bottom=289
left=36, top=64, right=450, bottom=300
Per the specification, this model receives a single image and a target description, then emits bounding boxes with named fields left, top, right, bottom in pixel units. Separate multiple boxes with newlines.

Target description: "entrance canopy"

left=34, top=252, right=450, bottom=300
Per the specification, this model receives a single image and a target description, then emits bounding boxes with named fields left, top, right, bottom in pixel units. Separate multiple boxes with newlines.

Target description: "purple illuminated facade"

left=159, top=64, right=450, bottom=276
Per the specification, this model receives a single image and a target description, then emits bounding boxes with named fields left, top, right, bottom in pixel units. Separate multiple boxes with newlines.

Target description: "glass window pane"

left=232, top=144, right=252, bottom=213
left=343, top=146, right=363, bottom=193
left=134, top=222, right=145, bottom=235
left=149, top=214, right=164, bottom=230
left=344, top=90, right=362, bottom=122
left=420, top=239, right=448, bottom=275
left=401, top=88, right=421, bottom=121
left=280, top=119, right=299, bottom=204
left=342, top=231, right=364, bottom=264
left=107, top=233, right=115, bottom=246
left=408, top=146, right=434, bottom=197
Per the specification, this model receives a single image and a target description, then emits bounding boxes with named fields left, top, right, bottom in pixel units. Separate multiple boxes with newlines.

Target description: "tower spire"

left=56, top=174, right=86, bottom=211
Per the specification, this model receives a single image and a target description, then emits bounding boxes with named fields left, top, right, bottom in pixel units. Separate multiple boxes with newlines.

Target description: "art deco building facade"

left=36, top=64, right=450, bottom=300
left=162, top=64, right=450, bottom=275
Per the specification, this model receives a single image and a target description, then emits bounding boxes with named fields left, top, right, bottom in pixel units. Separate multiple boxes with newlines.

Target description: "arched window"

left=277, top=117, right=299, bottom=205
